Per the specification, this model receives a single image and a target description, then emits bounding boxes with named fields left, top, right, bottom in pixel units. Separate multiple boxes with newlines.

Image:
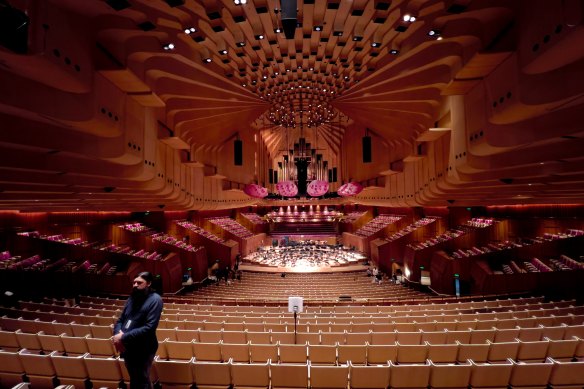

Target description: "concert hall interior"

left=0, top=0, right=584, bottom=388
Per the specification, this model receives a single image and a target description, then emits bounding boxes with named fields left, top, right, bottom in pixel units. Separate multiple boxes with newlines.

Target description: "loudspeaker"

left=332, top=167, right=337, bottom=182
left=273, top=171, right=278, bottom=184
left=499, top=178, right=514, bottom=184
left=234, top=139, right=242, bottom=166
left=269, top=168, right=274, bottom=184
left=281, top=0, right=297, bottom=39
left=328, top=169, right=333, bottom=183
left=362, top=136, right=372, bottom=163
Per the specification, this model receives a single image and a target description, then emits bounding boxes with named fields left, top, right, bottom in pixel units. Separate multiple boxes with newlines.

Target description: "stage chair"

left=279, top=342, right=308, bottom=364
left=0, top=349, right=25, bottom=388
left=396, top=342, right=427, bottom=364
left=516, top=339, right=550, bottom=363
left=388, top=360, right=430, bottom=389
left=249, top=343, right=277, bottom=363
left=154, top=355, right=195, bottom=387
left=308, top=343, right=337, bottom=365
left=428, top=360, right=472, bottom=389
left=367, top=343, right=398, bottom=365
left=508, top=358, right=553, bottom=389
left=230, top=360, right=269, bottom=388
left=348, top=361, right=389, bottom=389
left=193, top=341, right=222, bottom=362
left=192, top=359, right=232, bottom=389
left=269, top=361, right=309, bottom=389
left=221, top=342, right=250, bottom=363
left=468, top=359, right=513, bottom=389
left=49, top=351, right=90, bottom=388
left=310, top=364, right=349, bottom=389
left=83, top=354, right=125, bottom=389
left=338, top=344, right=367, bottom=365
left=457, top=341, right=489, bottom=363
left=426, top=342, right=458, bottom=364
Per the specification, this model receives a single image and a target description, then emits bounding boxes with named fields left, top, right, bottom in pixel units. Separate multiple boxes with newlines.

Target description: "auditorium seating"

left=1, top=293, right=584, bottom=388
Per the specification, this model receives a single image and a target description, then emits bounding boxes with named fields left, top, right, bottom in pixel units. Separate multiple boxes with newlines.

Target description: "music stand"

left=288, top=296, right=304, bottom=344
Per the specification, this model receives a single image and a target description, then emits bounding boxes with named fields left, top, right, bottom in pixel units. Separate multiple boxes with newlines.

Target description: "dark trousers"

left=124, top=352, right=155, bottom=389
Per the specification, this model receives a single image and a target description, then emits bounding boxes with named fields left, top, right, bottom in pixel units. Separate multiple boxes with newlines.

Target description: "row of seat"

left=156, top=338, right=584, bottom=365
left=80, top=294, right=548, bottom=310
left=2, top=326, right=582, bottom=366
left=2, top=349, right=582, bottom=389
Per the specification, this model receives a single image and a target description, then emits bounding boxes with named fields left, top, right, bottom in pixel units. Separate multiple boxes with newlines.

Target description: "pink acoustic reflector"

left=276, top=180, right=298, bottom=197
left=337, top=182, right=364, bottom=197
left=243, top=184, right=268, bottom=198
left=307, top=180, right=329, bottom=197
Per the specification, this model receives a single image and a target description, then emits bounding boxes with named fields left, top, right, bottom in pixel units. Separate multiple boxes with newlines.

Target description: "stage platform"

left=239, top=263, right=369, bottom=274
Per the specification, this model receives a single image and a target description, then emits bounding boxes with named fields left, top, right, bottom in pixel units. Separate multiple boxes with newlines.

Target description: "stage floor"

left=239, top=263, right=369, bottom=273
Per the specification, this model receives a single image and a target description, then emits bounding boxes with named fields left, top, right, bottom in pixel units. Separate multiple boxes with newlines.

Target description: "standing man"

left=113, top=271, right=163, bottom=389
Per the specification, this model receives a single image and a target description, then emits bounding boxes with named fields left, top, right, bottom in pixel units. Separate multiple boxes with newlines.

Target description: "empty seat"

left=164, top=339, right=195, bottom=361
left=469, top=359, right=513, bottom=389
left=249, top=343, right=277, bottom=363
left=192, top=359, right=232, bottom=389
left=154, top=355, right=194, bottom=387
left=348, top=361, right=389, bottom=389
left=269, top=361, right=308, bottom=389
left=338, top=344, right=367, bottom=365
left=388, top=360, right=430, bottom=389
left=230, top=360, right=270, bottom=388
left=367, top=343, right=398, bottom=365
left=221, top=342, right=250, bottom=363
left=0, top=349, right=25, bottom=388
left=426, top=342, right=458, bottom=365
left=396, top=343, right=427, bottom=364
left=429, top=360, right=472, bottom=389
left=508, top=359, right=553, bottom=389
left=18, top=348, right=58, bottom=388
left=547, top=357, right=584, bottom=389
left=49, top=351, right=89, bottom=388
left=309, top=343, right=337, bottom=365
left=310, top=364, right=349, bottom=389
left=193, top=341, right=222, bottom=362
left=83, top=354, right=125, bottom=389
left=279, top=342, right=308, bottom=364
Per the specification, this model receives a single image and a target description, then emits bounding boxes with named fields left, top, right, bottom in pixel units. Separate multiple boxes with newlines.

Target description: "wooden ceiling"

left=0, top=0, right=583, bottom=211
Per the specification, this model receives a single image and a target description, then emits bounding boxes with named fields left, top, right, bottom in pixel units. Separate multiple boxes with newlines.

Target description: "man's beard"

left=131, top=287, right=149, bottom=299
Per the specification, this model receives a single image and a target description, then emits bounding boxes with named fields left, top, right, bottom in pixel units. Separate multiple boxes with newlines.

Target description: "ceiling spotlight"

left=163, top=43, right=175, bottom=50
left=344, top=76, right=349, bottom=80
left=219, top=49, right=228, bottom=55
left=203, top=57, right=212, bottom=63
left=236, top=41, right=246, bottom=47
left=436, top=36, right=443, bottom=40
left=242, top=83, right=247, bottom=87
left=234, top=0, right=247, bottom=4
left=389, top=49, right=399, bottom=55
left=352, top=36, right=363, bottom=41
left=274, top=27, right=282, bottom=33
left=403, top=14, right=416, bottom=22
left=314, top=26, right=323, bottom=32
left=184, top=27, right=196, bottom=34
left=428, top=29, right=441, bottom=36
left=255, top=34, right=264, bottom=40
left=371, top=42, right=381, bottom=48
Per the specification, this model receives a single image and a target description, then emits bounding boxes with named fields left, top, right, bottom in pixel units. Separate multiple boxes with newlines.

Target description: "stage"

left=239, top=263, right=369, bottom=273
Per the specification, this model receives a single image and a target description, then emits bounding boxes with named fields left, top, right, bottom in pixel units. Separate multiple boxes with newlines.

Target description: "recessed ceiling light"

left=203, top=57, right=212, bottom=63
left=219, top=49, right=228, bottom=55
